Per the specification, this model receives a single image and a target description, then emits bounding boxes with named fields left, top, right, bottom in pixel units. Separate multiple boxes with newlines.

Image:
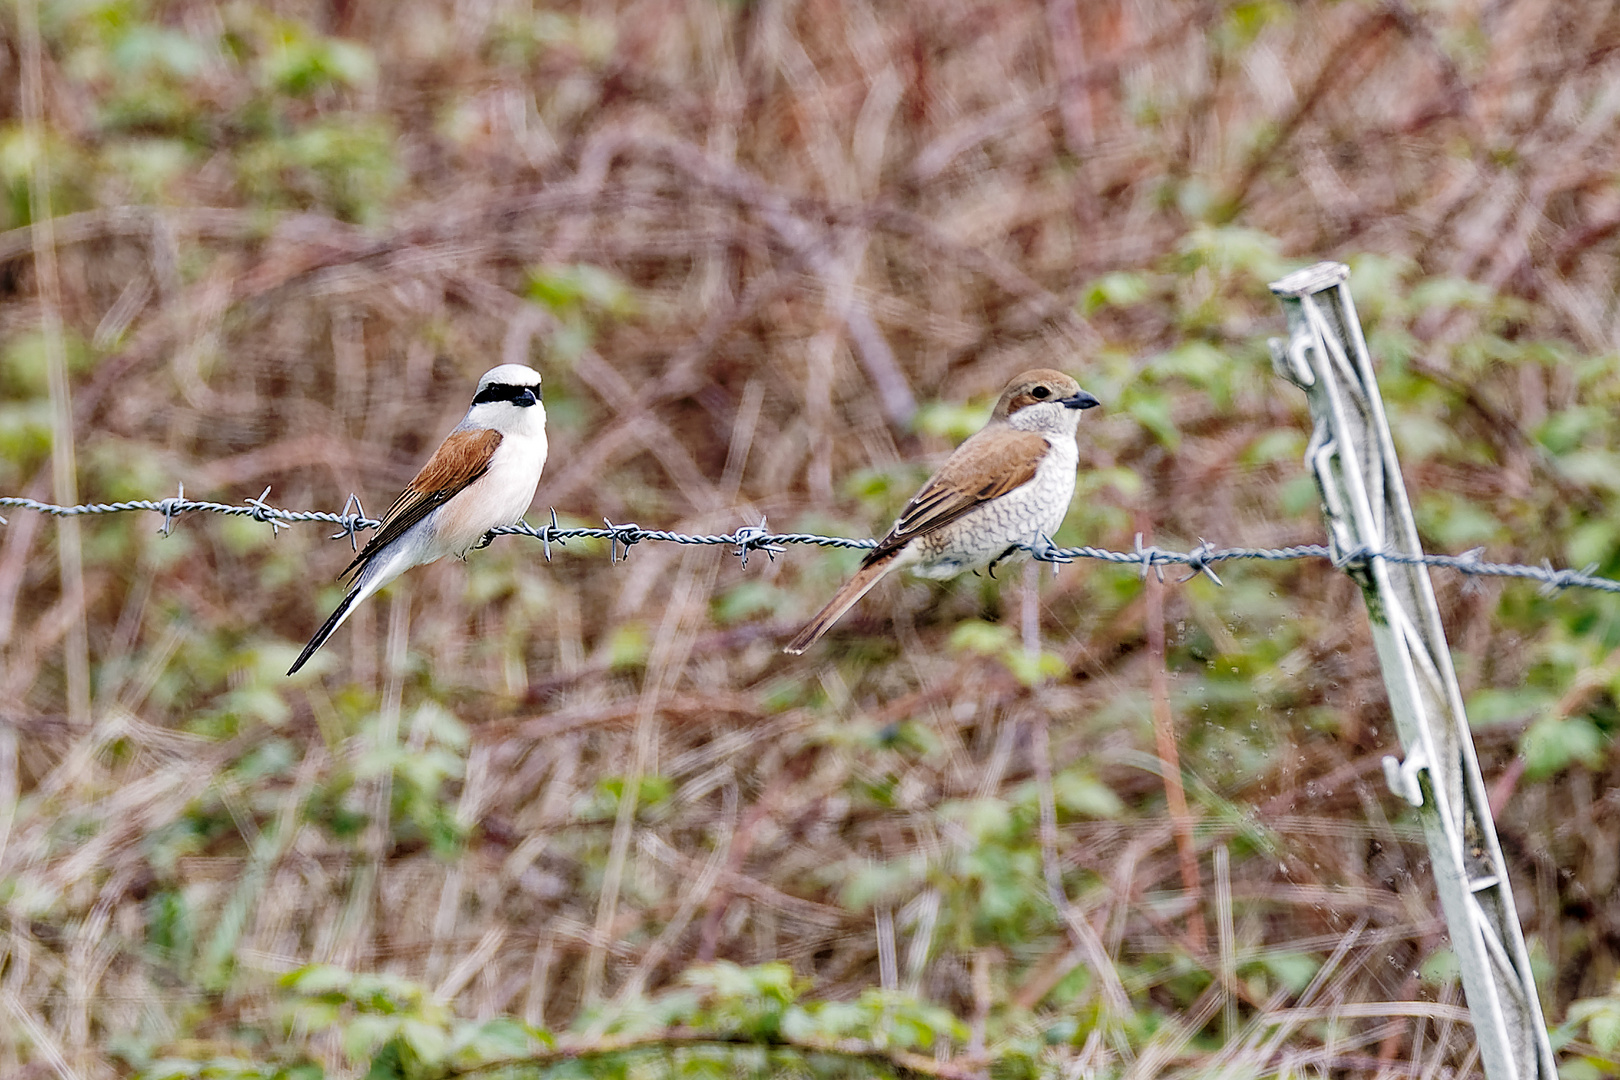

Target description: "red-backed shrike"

left=288, top=363, right=548, bottom=675
left=784, top=368, right=1099, bottom=654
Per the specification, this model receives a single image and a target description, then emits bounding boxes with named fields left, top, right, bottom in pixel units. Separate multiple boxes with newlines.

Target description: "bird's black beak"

left=1061, top=391, right=1101, bottom=410
left=516, top=388, right=539, bottom=407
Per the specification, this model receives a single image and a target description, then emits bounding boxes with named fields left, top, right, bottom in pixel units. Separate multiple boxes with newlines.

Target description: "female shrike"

left=287, top=363, right=548, bottom=675
left=784, top=369, right=1099, bottom=654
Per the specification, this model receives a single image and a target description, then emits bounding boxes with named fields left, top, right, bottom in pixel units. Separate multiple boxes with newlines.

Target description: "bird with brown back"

left=784, top=369, right=1099, bottom=654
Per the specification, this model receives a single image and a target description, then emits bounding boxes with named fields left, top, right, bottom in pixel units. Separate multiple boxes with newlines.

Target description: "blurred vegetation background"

left=6, top=0, right=1620, bottom=1076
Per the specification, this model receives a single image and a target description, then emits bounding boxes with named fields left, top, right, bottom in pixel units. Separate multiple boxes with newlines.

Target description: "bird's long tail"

left=783, top=553, right=899, bottom=655
left=287, top=590, right=361, bottom=675
left=286, top=556, right=400, bottom=675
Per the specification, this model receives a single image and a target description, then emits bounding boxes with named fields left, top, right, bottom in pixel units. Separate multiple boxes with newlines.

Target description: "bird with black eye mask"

left=288, top=364, right=548, bottom=675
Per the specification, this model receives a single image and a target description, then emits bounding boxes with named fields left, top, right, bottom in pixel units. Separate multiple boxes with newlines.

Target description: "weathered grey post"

left=1269, top=262, right=1555, bottom=1080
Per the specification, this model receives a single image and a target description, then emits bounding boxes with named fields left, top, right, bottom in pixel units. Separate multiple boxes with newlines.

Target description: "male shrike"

left=784, top=369, right=1099, bottom=654
left=288, top=363, right=548, bottom=675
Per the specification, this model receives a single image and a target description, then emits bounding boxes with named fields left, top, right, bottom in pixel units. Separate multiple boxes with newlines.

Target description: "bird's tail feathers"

left=286, top=557, right=400, bottom=675
left=783, top=553, right=898, bottom=655
left=287, top=591, right=359, bottom=675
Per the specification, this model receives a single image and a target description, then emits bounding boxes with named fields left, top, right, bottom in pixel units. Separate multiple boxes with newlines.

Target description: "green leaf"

left=1466, top=687, right=1552, bottom=729
left=940, top=797, right=1012, bottom=842
left=1260, top=952, right=1320, bottom=993
left=1419, top=947, right=1459, bottom=987
left=683, top=960, right=799, bottom=1004
left=1178, top=224, right=1285, bottom=281
left=282, top=964, right=353, bottom=996
left=362, top=1039, right=405, bottom=1080
left=453, top=1016, right=538, bottom=1060
left=1592, top=1011, right=1620, bottom=1053
left=1241, top=429, right=1305, bottom=467
left=1414, top=491, right=1502, bottom=548
left=400, top=1018, right=450, bottom=1065
left=1052, top=771, right=1125, bottom=819
left=1151, top=340, right=1225, bottom=387
left=406, top=702, right=469, bottom=750
left=605, top=623, right=650, bottom=670
left=912, top=399, right=991, bottom=440
left=713, top=581, right=782, bottom=626
left=344, top=1015, right=401, bottom=1063
left=1079, top=271, right=1151, bottom=315
left=948, top=620, right=1014, bottom=656
left=1005, top=648, right=1066, bottom=687
left=109, top=26, right=210, bottom=79
left=1122, top=389, right=1180, bottom=449
left=1220, top=0, right=1290, bottom=49
left=840, top=857, right=926, bottom=910
left=524, top=263, right=635, bottom=317
left=1568, top=520, right=1620, bottom=572
left=1522, top=715, right=1608, bottom=780
left=1560, top=1060, right=1608, bottom=1080
left=263, top=29, right=377, bottom=95
left=1554, top=450, right=1620, bottom=493
left=1409, top=275, right=1496, bottom=313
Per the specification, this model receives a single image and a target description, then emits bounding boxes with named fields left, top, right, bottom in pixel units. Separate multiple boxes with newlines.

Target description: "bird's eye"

left=1031, top=386, right=1051, bottom=399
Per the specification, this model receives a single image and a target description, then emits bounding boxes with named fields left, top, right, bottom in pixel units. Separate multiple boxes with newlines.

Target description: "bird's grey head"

left=465, top=364, right=546, bottom=434
left=994, top=368, right=1100, bottom=434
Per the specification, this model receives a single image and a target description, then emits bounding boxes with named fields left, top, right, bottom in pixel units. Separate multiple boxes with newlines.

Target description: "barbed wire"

left=3, top=487, right=1617, bottom=597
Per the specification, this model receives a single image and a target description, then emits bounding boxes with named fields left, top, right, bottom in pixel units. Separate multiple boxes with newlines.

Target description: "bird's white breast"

left=911, top=432, right=1079, bottom=577
left=432, top=428, right=548, bottom=558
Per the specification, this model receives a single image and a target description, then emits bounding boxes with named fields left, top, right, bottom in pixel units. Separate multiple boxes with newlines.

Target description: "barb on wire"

left=730, top=519, right=785, bottom=568
left=0, top=491, right=382, bottom=533
left=1181, top=541, right=1225, bottom=587
left=332, top=493, right=368, bottom=551
left=3, top=490, right=1620, bottom=596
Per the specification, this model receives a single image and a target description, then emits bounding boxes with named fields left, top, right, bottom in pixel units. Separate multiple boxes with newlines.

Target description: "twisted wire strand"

left=2, top=490, right=1617, bottom=595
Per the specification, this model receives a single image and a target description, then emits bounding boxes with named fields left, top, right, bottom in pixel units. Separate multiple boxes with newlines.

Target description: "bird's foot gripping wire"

left=986, top=546, right=1017, bottom=579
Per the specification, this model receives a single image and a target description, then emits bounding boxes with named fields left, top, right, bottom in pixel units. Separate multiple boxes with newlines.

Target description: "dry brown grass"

left=6, top=0, right=1620, bottom=1076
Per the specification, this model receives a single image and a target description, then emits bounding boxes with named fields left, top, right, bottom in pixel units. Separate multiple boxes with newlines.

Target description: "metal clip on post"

left=1269, top=262, right=1555, bottom=1080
